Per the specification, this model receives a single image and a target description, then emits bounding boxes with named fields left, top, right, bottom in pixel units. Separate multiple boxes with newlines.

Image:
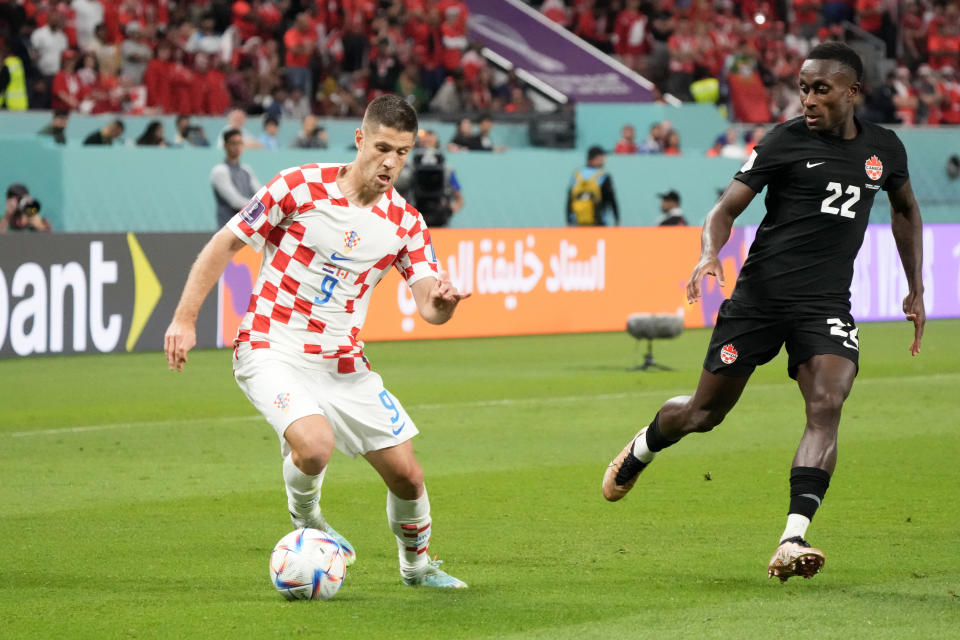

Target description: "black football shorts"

left=703, top=299, right=860, bottom=379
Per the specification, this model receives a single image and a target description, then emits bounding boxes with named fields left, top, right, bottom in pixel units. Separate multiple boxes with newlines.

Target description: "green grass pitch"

left=2, top=320, right=959, bottom=639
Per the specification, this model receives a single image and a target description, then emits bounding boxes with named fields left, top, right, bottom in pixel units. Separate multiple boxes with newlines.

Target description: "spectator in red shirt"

left=231, top=1, right=260, bottom=42
left=613, top=124, right=638, bottom=154
left=90, top=55, right=125, bottom=114
left=283, top=12, right=316, bottom=97
left=50, top=50, right=81, bottom=112
left=436, top=0, right=468, bottom=30
left=792, top=0, right=822, bottom=38
left=572, top=0, right=612, bottom=54
left=928, top=19, right=960, bottom=71
left=541, top=0, right=569, bottom=27
left=143, top=41, right=172, bottom=113
left=890, top=66, right=919, bottom=125
left=439, top=5, right=467, bottom=72
left=667, top=18, right=698, bottom=100
left=855, top=0, right=884, bottom=35
left=901, top=1, right=928, bottom=69
left=255, top=1, right=283, bottom=41
left=614, top=0, right=648, bottom=72
left=202, top=60, right=232, bottom=116
left=662, top=129, right=681, bottom=155
left=75, top=51, right=99, bottom=93
left=936, top=66, right=960, bottom=124
left=168, top=46, right=195, bottom=115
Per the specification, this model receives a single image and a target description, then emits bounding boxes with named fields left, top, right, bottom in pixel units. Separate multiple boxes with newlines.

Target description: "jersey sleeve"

left=881, top=130, right=909, bottom=192
left=733, top=123, right=791, bottom=193
left=226, top=170, right=299, bottom=250
left=394, top=212, right=440, bottom=287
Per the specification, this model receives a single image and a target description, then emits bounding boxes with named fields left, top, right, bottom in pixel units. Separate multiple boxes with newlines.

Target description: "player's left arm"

left=888, top=178, right=925, bottom=355
left=410, top=272, right=471, bottom=325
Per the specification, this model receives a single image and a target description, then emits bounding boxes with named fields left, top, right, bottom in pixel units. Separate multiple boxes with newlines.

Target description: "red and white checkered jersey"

left=226, top=163, right=439, bottom=373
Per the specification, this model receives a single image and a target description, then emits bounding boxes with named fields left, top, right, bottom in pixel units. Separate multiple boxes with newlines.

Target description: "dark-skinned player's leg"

left=601, top=369, right=751, bottom=501
left=768, top=354, right=856, bottom=582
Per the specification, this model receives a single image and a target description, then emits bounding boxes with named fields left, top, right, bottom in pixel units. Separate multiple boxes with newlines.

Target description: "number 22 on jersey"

left=821, top=182, right=861, bottom=219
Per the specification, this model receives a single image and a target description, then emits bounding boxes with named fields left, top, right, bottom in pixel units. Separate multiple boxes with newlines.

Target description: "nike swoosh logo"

left=806, top=161, right=825, bottom=168
left=330, top=252, right=353, bottom=261
left=392, top=422, right=406, bottom=436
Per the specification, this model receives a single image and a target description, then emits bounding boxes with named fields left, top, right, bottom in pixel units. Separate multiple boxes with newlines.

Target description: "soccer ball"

left=269, top=528, right=346, bottom=601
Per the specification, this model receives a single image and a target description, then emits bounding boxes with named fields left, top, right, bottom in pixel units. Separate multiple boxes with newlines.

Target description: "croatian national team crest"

left=343, top=230, right=361, bottom=253
left=274, top=392, right=291, bottom=413
left=720, top=344, right=739, bottom=365
left=865, top=155, right=883, bottom=181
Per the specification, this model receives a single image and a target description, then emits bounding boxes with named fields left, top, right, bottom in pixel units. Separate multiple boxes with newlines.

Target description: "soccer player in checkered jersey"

left=602, top=43, right=926, bottom=582
left=164, top=95, right=470, bottom=588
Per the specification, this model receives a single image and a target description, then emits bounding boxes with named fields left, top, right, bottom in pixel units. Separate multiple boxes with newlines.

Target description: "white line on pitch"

left=8, top=415, right=263, bottom=438
left=6, top=373, right=955, bottom=438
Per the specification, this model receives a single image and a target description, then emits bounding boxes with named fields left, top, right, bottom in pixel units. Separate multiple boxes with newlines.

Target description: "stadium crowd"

left=536, top=0, right=960, bottom=125
left=1, top=0, right=957, bottom=125
left=0, top=0, right=537, bottom=118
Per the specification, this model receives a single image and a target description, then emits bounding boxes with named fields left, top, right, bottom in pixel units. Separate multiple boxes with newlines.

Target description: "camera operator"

left=1, top=183, right=52, bottom=233
left=395, top=129, right=464, bottom=228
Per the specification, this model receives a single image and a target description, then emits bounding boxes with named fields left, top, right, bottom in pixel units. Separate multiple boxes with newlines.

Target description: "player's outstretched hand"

left=686, top=256, right=726, bottom=304
left=431, top=271, right=471, bottom=313
left=164, top=319, right=197, bottom=371
left=902, top=290, right=925, bottom=355
left=428, top=271, right=470, bottom=324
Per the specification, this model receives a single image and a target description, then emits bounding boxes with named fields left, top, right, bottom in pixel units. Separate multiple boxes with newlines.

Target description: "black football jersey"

left=731, top=116, right=909, bottom=313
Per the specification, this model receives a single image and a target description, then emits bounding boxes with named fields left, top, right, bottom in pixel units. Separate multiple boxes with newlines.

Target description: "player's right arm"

left=164, top=227, right=246, bottom=371
left=888, top=178, right=925, bottom=355
left=686, top=179, right=755, bottom=303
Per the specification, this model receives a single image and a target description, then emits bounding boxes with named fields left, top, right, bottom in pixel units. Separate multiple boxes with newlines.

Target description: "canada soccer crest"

left=343, top=230, right=361, bottom=253
left=865, top=155, right=883, bottom=181
left=720, top=344, right=739, bottom=365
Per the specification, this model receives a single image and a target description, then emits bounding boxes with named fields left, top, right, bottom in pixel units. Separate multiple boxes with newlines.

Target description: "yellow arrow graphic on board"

left=125, top=232, right=162, bottom=351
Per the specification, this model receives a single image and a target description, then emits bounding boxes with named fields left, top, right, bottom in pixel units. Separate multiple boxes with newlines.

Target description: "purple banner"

left=716, top=224, right=959, bottom=324
left=849, top=224, right=959, bottom=321
left=464, top=0, right=656, bottom=103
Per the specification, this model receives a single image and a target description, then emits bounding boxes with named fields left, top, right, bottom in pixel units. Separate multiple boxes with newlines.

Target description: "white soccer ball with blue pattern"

left=269, top=528, right=346, bottom=601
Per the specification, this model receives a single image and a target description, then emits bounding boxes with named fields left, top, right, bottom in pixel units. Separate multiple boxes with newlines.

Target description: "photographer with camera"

left=1, top=183, right=51, bottom=233
left=395, top=129, right=464, bottom=228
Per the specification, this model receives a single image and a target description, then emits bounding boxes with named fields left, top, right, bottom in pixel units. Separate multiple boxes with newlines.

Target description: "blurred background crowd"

left=1, top=0, right=957, bottom=125
left=539, top=0, right=960, bottom=125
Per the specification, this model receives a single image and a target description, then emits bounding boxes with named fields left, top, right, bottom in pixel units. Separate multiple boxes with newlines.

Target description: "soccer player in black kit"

left=601, top=42, right=925, bottom=582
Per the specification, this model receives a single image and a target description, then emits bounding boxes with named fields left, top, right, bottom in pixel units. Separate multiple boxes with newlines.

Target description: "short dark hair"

left=53, top=108, right=69, bottom=118
left=659, top=189, right=681, bottom=204
left=223, top=128, right=242, bottom=145
left=6, top=183, right=28, bottom=199
left=587, top=145, right=605, bottom=161
left=111, top=119, right=125, bottom=132
left=362, top=94, right=418, bottom=133
left=806, top=42, right=864, bottom=82
left=264, top=115, right=279, bottom=127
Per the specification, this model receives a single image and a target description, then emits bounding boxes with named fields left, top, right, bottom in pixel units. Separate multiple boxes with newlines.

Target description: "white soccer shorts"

left=233, top=348, right=419, bottom=458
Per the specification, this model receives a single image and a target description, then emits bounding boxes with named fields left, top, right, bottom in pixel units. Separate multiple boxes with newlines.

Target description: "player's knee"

left=390, top=463, right=424, bottom=500
left=688, top=407, right=728, bottom=433
left=290, top=440, right=333, bottom=475
left=805, top=389, right=847, bottom=422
